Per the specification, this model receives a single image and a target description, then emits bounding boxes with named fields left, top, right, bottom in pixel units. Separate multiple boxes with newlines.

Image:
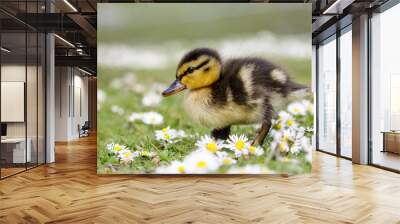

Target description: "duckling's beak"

left=162, top=79, right=186, bottom=97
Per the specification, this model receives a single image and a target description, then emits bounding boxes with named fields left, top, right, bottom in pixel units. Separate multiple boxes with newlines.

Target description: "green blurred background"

left=98, top=3, right=311, bottom=85
left=99, top=4, right=310, bottom=43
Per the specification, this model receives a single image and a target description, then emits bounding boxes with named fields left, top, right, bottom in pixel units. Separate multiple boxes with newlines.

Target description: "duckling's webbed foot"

left=252, top=121, right=271, bottom=146
left=211, top=126, right=231, bottom=140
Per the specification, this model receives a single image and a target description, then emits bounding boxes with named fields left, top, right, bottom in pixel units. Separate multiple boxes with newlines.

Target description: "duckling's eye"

left=187, top=66, right=194, bottom=74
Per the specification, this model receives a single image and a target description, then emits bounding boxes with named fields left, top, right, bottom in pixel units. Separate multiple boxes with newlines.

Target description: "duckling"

left=162, top=48, right=307, bottom=146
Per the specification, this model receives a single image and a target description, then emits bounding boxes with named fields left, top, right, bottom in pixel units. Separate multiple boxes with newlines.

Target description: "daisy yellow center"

left=123, top=152, right=131, bottom=158
left=162, top=128, right=168, bottom=133
left=275, top=123, right=282, bottom=130
left=164, top=133, right=171, bottom=140
left=141, top=151, right=150, bottom=157
left=278, top=143, right=286, bottom=152
left=223, top=158, right=232, bottom=165
left=206, top=142, right=218, bottom=152
left=196, top=161, right=207, bottom=168
left=235, top=140, right=245, bottom=150
left=178, top=165, right=185, bottom=173
left=249, top=146, right=256, bottom=154
left=286, top=119, right=294, bottom=126
left=293, top=108, right=300, bottom=113
left=114, top=145, right=122, bottom=151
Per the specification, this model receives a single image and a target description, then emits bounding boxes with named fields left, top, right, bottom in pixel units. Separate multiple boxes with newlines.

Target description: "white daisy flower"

left=226, top=135, right=250, bottom=157
left=131, top=83, right=146, bottom=93
left=128, top=112, right=143, bottom=122
left=176, top=130, right=186, bottom=138
left=111, top=105, right=124, bottom=115
left=118, top=149, right=138, bottom=164
left=97, top=89, right=106, bottom=103
left=155, top=127, right=186, bottom=143
left=216, top=151, right=236, bottom=166
left=155, top=127, right=173, bottom=142
left=141, top=112, right=163, bottom=125
left=195, top=135, right=224, bottom=153
left=248, top=145, right=264, bottom=156
left=290, top=141, right=302, bottom=154
left=97, top=89, right=106, bottom=111
left=277, top=111, right=296, bottom=128
left=299, top=137, right=313, bottom=154
left=156, top=161, right=186, bottom=174
left=294, top=127, right=306, bottom=139
left=271, top=138, right=290, bottom=153
left=301, top=100, right=314, bottom=114
left=142, top=92, right=162, bottom=107
left=184, top=150, right=220, bottom=174
left=282, top=129, right=296, bottom=142
left=106, top=143, right=127, bottom=155
left=287, top=101, right=307, bottom=116
left=138, top=150, right=156, bottom=158
left=110, top=79, right=122, bottom=89
left=110, top=74, right=135, bottom=89
left=120, top=73, right=137, bottom=88
left=271, top=119, right=283, bottom=131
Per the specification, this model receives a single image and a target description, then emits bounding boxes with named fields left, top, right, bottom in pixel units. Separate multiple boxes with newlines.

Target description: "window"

left=339, top=27, right=352, bottom=158
left=370, top=3, right=400, bottom=171
left=317, top=36, right=337, bottom=154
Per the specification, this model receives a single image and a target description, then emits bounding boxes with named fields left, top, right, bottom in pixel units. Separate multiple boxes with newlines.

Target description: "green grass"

left=97, top=60, right=312, bottom=174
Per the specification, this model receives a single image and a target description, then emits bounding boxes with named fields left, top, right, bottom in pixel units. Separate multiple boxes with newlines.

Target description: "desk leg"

left=382, top=134, right=386, bottom=153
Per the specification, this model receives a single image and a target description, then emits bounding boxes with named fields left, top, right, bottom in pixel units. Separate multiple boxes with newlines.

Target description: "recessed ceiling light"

left=54, top=34, right=75, bottom=48
left=322, top=0, right=354, bottom=15
left=78, top=67, right=93, bottom=76
left=63, top=0, right=78, bottom=12
left=1, top=47, right=11, bottom=53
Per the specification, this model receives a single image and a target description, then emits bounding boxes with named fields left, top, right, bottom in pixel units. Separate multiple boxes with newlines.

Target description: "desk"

left=1, top=138, right=31, bottom=163
left=382, top=131, right=400, bottom=155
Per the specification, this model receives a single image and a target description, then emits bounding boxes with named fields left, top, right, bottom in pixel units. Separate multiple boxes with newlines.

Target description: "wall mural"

left=97, top=3, right=313, bottom=175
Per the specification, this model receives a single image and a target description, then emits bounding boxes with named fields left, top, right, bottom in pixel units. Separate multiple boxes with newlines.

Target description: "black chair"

left=79, top=121, right=90, bottom=138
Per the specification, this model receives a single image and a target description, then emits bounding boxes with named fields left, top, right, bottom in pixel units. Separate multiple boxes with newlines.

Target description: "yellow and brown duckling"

left=162, top=48, right=307, bottom=146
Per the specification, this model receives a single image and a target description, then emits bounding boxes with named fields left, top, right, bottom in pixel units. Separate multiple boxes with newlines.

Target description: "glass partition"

left=1, top=30, right=28, bottom=177
left=27, top=30, right=38, bottom=169
left=339, top=27, right=352, bottom=158
left=38, top=32, right=45, bottom=165
left=0, top=2, right=46, bottom=179
left=317, top=35, right=337, bottom=154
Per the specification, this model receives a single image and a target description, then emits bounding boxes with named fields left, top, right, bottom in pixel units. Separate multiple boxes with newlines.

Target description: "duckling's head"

left=162, top=48, right=221, bottom=97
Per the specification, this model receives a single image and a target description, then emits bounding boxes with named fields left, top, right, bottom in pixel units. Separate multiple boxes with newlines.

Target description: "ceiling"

left=0, top=0, right=394, bottom=74
left=0, top=0, right=97, bottom=74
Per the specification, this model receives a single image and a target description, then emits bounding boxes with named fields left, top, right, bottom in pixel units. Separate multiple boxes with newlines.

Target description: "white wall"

left=1, top=65, right=32, bottom=138
left=55, top=67, right=89, bottom=141
left=311, top=45, right=316, bottom=150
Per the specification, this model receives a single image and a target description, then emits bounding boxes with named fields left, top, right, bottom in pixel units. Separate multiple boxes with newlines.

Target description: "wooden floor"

left=1, top=135, right=400, bottom=224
